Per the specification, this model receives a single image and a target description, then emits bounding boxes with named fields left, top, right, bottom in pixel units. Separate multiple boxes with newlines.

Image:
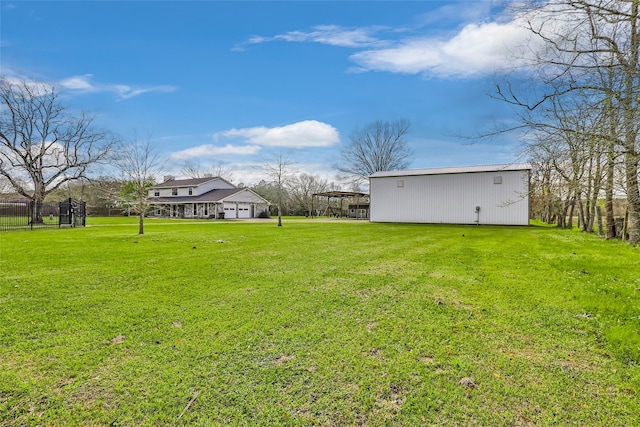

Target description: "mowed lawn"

left=1, top=218, right=639, bottom=426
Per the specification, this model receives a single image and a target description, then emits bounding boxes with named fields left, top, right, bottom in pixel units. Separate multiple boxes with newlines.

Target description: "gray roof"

left=151, top=177, right=221, bottom=188
left=149, top=188, right=243, bottom=203
left=369, top=163, right=531, bottom=178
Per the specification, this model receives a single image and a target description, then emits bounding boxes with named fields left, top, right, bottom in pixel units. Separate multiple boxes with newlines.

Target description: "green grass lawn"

left=1, top=218, right=639, bottom=426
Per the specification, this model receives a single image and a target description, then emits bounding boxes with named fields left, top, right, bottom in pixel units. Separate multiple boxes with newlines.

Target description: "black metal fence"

left=0, top=198, right=86, bottom=231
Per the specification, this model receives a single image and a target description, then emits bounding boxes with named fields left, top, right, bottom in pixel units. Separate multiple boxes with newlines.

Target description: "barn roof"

left=313, top=191, right=368, bottom=198
left=369, top=163, right=531, bottom=178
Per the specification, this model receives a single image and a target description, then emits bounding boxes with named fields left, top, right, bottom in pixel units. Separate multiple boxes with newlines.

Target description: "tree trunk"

left=596, top=205, right=604, bottom=236
left=567, top=198, right=576, bottom=229
left=604, top=64, right=617, bottom=239
left=277, top=203, right=282, bottom=227
left=139, top=212, right=144, bottom=235
left=605, top=148, right=616, bottom=239
left=623, top=207, right=630, bottom=242
left=622, top=1, right=640, bottom=243
left=578, top=200, right=585, bottom=231
left=625, top=151, right=640, bottom=242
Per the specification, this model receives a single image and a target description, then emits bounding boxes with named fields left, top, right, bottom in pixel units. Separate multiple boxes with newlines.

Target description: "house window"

left=172, top=188, right=178, bottom=196
left=193, top=204, right=197, bottom=215
left=494, top=176, right=503, bottom=184
left=154, top=190, right=159, bottom=196
left=204, top=205, right=208, bottom=216
left=189, top=187, right=193, bottom=195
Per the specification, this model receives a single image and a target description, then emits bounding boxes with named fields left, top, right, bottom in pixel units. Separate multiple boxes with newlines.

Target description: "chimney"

left=163, top=175, right=175, bottom=182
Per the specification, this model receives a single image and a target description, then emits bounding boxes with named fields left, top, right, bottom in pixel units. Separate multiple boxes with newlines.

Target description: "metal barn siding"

left=369, top=165, right=530, bottom=225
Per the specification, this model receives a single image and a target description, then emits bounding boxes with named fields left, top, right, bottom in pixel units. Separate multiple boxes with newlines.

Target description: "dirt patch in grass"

left=272, top=354, right=295, bottom=365
left=364, top=348, right=382, bottom=359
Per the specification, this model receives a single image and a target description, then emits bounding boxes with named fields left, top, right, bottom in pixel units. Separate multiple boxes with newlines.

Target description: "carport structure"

left=311, top=191, right=369, bottom=219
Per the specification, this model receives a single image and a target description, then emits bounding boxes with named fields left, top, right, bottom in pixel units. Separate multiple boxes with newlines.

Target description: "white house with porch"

left=147, top=177, right=269, bottom=219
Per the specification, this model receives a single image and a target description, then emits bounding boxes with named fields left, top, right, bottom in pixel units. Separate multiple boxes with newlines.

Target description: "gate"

left=59, top=198, right=86, bottom=227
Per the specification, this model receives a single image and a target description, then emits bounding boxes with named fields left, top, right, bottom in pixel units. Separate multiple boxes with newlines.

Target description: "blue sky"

left=1, top=0, right=533, bottom=185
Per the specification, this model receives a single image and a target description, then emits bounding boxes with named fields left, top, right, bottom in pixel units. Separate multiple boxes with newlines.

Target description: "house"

left=147, top=177, right=269, bottom=219
left=369, top=163, right=531, bottom=225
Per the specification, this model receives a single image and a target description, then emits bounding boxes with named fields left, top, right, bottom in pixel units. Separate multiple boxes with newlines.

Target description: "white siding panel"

left=198, top=178, right=235, bottom=194
left=370, top=170, right=529, bottom=225
left=225, top=189, right=267, bottom=203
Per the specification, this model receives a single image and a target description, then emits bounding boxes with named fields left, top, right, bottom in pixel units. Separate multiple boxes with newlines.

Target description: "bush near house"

left=1, top=218, right=638, bottom=425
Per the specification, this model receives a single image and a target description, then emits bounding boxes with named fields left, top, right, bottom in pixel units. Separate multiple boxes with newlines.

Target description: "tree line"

left=493, top=0, right=640, bottom=242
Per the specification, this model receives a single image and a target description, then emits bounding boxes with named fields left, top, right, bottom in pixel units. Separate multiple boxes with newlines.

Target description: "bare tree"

left=180, top=160, right=234, bottom=182
left=338, top=119, right=412, bottom=180
left=114, top=138, right=165, bottom=235
left=0, top=78, right=114, bottom=223
left=258, top=152, right=293, bottom=227
left=289, top=173, right=329, bottom=216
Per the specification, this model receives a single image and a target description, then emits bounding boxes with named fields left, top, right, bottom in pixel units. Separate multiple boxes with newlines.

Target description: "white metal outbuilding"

left=369, top=164, right=531, bottom=226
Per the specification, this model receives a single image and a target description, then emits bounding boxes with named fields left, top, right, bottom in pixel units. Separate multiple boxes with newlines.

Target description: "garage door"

left=237, top=204, right=251, bottom=218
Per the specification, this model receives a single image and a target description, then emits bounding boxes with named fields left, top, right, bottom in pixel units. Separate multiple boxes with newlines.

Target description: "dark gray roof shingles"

left=149, top=188, right=243, bottom=203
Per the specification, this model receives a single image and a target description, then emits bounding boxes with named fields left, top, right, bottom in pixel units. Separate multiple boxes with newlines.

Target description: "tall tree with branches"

left=338, top=119, right=412, bottom=181
left=0, top=78, right=114, bottom=223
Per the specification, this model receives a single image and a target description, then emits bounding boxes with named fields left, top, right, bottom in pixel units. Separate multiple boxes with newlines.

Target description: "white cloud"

left=241, top=25, right=387, bottom=49
left=59, top=75, right=94, bottom=90
left=170, top=144, right=261, bottom=160
left=217, top=120, right=340, bottom=148
left=112, top=84, right=176, bottom=100
left=349, top=21, right=537, bottom=78
left=58, top=74, right=176, bottom=99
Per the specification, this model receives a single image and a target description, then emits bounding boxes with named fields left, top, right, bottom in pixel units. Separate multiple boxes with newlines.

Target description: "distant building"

left=369, top=164, right=531, bottom=226
left=147, top=177, right=269, bottom=219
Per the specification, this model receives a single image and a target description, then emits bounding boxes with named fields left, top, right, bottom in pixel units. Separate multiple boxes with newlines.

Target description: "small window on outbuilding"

left=493, top=176, right=502, bottom=184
